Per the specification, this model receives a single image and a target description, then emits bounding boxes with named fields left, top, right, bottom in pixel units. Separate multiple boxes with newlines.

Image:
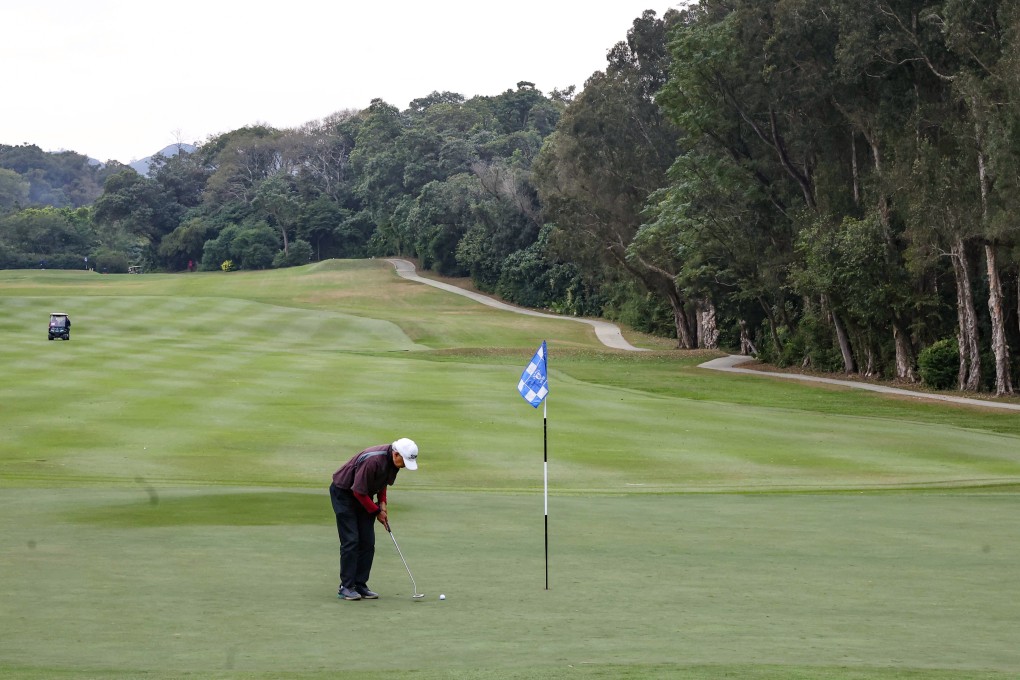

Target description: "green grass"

left=1, top=262, right=1019, bottom=679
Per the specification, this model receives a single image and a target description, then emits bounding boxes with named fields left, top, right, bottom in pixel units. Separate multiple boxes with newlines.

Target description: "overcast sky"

left=1, top=1, right=681, bottom=165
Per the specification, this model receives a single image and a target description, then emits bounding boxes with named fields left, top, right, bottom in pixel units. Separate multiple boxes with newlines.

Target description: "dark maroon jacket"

left=331, top=445, right=399, bottom=513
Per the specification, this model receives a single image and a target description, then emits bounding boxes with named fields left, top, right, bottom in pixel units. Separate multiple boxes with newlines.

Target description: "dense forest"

left=2, top=1, right=1018, bottom=394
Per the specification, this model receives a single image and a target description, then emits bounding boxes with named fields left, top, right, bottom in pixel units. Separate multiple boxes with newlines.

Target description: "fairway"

left=2, top=262, right=1019, bottom=679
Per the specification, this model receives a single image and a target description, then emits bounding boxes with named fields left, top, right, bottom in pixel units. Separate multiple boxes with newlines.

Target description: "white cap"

left=392, top=438, right=418, bottom=470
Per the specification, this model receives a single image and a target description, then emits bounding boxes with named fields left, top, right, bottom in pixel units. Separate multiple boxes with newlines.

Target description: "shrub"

left=202, top=222, right=281, bottom=271
left=240, top=243, right=275, bottom=270
left=794, top=312, right=844, bottom=372
left=92, top=250, right=129, bottom=274
left=202, top=224, right=240, bottom=270
left=230, top=222, right=279, bottom=269
left=918, top=338, right=959, bottom=390
left=221, top=260, right=235, bottom=272
left=600, top=280, right=673, bottom=337
left=273, top=239, right=313, bottom=268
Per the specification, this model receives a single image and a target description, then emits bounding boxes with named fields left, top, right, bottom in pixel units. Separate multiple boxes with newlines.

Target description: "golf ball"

left=439, top=594, right=446, bottom=600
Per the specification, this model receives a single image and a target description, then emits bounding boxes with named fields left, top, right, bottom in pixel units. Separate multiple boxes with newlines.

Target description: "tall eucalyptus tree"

left=534, top=10, right=690, bottom=344
left=861, top=0, right=1017, bottom=393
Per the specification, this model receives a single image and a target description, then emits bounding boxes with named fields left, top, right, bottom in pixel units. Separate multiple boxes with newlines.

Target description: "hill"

left=129, top=143, right=197, bottom=175
left=0, top=143, right=123, bottom=209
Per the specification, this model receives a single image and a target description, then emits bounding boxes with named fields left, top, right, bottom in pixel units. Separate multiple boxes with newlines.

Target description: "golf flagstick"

left=517, top=341, right=550, bottom=590
left=543, top=394, right=548, bottom=590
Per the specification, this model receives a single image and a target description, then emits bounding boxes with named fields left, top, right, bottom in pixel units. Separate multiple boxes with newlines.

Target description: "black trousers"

left=329, top=484, right=376, bottom=589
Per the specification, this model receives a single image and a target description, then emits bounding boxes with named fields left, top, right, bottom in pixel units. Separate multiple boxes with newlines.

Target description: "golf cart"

left=48, top=312, right=71, bottom=341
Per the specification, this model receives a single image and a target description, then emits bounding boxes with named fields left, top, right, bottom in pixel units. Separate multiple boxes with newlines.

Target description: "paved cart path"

left=387, top=258, right=646, bottom=351
left=699, top=354, right=1020, bottom=411
left=388, top=258, right=1020, bottom=411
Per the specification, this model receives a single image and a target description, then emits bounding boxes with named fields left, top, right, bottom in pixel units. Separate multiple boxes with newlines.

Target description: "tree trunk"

left=619, top=250, right=694, bottom=350
left=823, top=294, right=855, bottom=374
left=697, top=298, right=720, bottom=349
left=758, top=295, right=783, bottom=354
left=642, top=276, right=693, bottom=349
left=984, top=243, right=1014, bottom=396
left=739, top=320, right=758, bottom=356
left=850, top=132, right=860, bottom=207
left=973, top=110, right=1013, bottom=396
left=950, top=237, right=981, bottom=391
left=866, top=134, right=915, bottom=382
left=670, top=292, right=695, bottom=349
left=832, top=310, right=855, bottom=374
left=892, top=322, right=916, bottom=383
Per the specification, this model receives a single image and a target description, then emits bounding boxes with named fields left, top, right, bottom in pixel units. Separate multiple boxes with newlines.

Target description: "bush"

left=273, top=239, right=313, bottom=268
left=221, top=260, right=235, bottom=272
left=495, top=248, right=551, bottom=309
left=0, top=250, right=95, bottom=270
left=600, top=280, right=673, bottom=337
left=92, top=250, right=129, bottom=274
left=240, top=243, right=275, bottom=270
left=793, top=312, right=844, bottom=372
left=778, top=329, right=807, bottom=368
left=202, top=222, right=282, bottom=270
left=756, top=324, right=790, bottom=367
left=230, top=223, right=279, bottom=269
left=202, top=225, right=240, bottom=270
left=918, top=338, right=959, bottom=390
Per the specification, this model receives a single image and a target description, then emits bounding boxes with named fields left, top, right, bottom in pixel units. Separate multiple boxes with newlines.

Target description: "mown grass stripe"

left=2, top=266, right=1020, bottom=679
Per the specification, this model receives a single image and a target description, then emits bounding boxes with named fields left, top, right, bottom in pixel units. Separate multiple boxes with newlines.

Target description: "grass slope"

left=1, top=262, right=1019, bottom=679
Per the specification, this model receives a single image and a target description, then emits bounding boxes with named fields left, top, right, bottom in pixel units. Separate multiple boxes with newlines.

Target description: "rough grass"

left=1, top=262, right=1019, bottom=679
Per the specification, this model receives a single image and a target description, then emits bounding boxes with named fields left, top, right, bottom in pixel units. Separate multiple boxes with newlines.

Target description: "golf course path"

left=700, top=354, right=1020, bottom=411
left=389, top=258, right=1019, bottom=410
left=387, top=258, right=648, bottom=351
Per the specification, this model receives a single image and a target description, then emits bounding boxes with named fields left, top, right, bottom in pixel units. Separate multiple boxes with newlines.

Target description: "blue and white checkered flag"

left=517, top=341, right=548, bottom=408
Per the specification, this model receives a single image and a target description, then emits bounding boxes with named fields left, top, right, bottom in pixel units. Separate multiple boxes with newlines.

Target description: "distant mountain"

left=129, top=143, right=197, bottom=175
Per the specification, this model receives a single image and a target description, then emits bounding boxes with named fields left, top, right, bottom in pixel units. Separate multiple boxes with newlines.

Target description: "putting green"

left=2, top=490, right=1018, bottom=678
left=1, top=263, right=1018, bottom=679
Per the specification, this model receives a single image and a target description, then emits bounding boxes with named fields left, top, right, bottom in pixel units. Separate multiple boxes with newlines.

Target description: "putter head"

left=411, top=593, right=425, bottom=600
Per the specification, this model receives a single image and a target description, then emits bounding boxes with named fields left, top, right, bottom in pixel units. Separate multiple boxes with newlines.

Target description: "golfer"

left=329, top=438, right=418, bottom=600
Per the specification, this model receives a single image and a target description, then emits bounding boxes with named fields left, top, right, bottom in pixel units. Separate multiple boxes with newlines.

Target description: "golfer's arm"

left=352, top=491, right=380, bottom=515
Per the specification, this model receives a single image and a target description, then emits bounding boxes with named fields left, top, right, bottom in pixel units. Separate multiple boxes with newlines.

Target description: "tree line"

left=644, top=0, right=1019, bottom=396
left=1, top=2, right=1018, bottom=394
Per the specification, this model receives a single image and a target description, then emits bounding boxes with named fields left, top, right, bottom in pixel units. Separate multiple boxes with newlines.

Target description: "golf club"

left=386, top=524, right=425, bottom=600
